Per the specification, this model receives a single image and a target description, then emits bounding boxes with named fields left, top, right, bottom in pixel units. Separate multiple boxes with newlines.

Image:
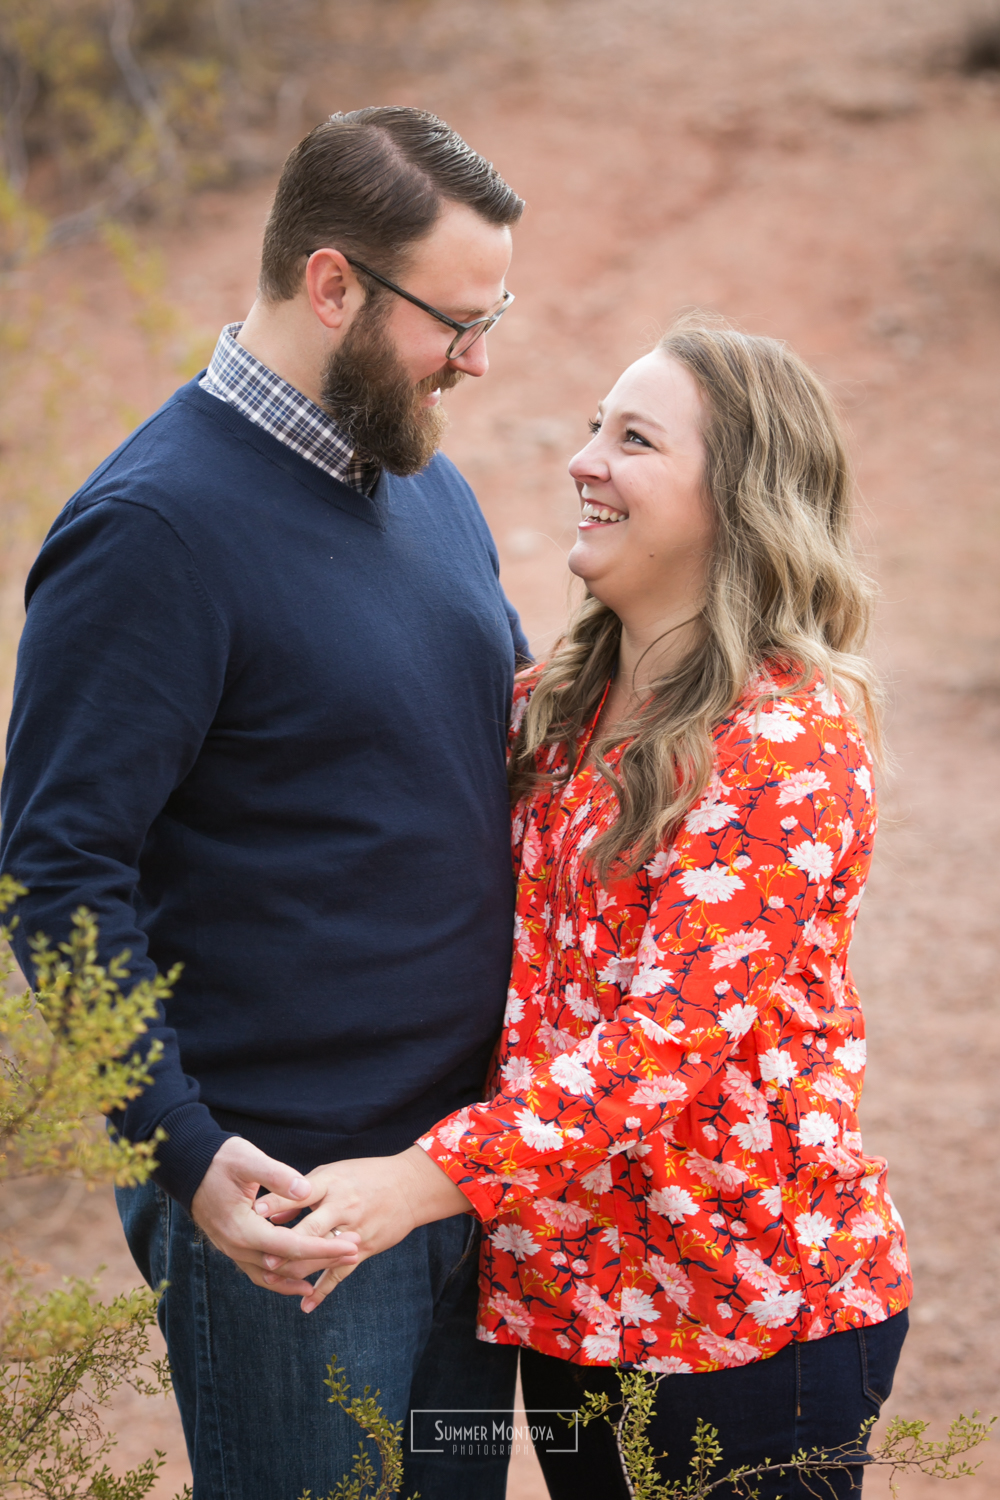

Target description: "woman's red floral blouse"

left=421, top=666, right=912, bottom=1371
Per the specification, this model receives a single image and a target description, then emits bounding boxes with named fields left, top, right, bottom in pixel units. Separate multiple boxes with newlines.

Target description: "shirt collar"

left=199, top=323, right=379, bottom=494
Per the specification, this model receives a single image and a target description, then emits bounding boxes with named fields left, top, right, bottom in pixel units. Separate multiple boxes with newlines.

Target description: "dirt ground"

left=2, top=1, right=1000, bottom=1495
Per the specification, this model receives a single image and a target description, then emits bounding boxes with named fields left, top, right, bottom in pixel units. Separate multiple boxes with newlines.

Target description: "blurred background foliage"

left=0, top=0, right=274, bottom=260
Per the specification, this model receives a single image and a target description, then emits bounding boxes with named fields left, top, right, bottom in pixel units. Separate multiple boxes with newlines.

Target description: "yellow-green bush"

left=0, top=876, right=187, bottom=1498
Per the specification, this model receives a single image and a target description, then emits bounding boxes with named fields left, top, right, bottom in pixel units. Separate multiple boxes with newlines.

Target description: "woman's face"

left=566, top=352, right=714, bottom=628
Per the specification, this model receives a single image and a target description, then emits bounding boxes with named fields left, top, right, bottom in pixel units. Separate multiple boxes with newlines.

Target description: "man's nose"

left=449, top=335, right=490, bottom=379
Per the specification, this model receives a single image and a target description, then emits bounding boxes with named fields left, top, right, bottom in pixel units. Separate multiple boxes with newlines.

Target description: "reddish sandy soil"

left=2, top=2, right=1000, bottom=1495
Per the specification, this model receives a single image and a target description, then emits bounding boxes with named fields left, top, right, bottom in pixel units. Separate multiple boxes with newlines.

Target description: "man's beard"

left=320, top=305, right=464, bottom=478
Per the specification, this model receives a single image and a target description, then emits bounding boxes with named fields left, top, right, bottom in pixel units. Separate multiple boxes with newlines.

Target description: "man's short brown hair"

left=260, top=106, right=524, bottom=301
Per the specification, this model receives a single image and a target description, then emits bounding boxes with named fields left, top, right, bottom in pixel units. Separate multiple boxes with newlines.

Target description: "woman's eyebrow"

left=618, top=409, right=668, bottom=433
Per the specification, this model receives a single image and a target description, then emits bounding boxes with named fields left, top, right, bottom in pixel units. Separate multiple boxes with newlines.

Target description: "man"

left=1, top=107, right=526, bottom=1499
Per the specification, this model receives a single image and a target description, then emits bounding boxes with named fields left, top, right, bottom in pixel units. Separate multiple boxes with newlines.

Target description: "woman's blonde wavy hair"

left=508, top=313, right=882, bottom=879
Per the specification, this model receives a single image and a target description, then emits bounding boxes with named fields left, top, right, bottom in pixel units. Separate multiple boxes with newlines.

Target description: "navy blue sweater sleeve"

left=1, top=495, right=235, bottom=1206
left=505, top=596, right=532, bottom=667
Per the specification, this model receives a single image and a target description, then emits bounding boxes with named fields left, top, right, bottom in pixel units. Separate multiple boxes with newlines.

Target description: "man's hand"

left=254, top=1145, right=471, bottom=1312
left=190, top=1137, right=360, bottom=1287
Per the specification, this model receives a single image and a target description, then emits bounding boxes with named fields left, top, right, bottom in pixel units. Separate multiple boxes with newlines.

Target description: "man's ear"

left=304, top=249, right=360, bottom=331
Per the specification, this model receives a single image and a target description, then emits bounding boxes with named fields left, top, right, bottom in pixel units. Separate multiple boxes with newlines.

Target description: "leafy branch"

left=574, top=1367, right=995, bottom=1500
left=0, top=875, right=188, bottom=1498
left=297, top=1362, right=417, bottom=1500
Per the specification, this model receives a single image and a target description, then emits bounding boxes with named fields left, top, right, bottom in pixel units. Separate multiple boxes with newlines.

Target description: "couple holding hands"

left=1, top=107, right=910, bottom=1499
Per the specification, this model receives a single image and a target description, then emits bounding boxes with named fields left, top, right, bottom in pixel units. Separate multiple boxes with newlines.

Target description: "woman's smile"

left=578, top=499, right=628, bottom=528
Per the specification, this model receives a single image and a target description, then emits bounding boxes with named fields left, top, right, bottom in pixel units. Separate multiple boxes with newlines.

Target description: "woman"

left=259, top=317, right=911, bottom=1497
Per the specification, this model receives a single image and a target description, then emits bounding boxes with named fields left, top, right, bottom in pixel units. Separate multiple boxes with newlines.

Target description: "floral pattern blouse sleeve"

left=421, top=683, right=876, bottom=1222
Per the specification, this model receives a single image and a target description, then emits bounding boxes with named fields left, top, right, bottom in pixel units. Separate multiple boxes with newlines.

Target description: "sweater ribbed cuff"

left=150, top=1102, right=237, bottom=1213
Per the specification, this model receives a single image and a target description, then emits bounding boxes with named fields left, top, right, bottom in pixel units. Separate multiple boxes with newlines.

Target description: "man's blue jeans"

left=116, top=1180, right=517, bottom=1500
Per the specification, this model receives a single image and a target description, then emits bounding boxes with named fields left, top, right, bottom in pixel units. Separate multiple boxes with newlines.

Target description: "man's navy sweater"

left=0, top=378, right=528, bottom=1211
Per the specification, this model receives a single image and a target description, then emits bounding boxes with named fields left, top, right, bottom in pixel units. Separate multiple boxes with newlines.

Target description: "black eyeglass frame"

left=341, top=255, right=515, bottom=359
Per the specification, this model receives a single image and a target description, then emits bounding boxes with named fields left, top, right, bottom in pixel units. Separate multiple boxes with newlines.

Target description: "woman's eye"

left=624, top=428, right=651, bottom=447
left=587, top=418, right=601, bottom=435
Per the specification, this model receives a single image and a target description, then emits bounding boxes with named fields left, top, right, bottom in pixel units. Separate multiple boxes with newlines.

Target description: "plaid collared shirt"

left=200, top=322, right=380, bottom=495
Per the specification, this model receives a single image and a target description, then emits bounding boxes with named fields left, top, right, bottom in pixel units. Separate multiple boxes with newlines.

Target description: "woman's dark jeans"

left=520, top=1310, right=908, bottom=1500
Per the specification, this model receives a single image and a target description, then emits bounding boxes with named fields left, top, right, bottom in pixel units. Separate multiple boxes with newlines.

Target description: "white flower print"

left=521, top=823, right=544, bottom=876
left=759, top=1048, right=798, bottom=1086
left=514, top=1108, right=564, bottom=1151
left=582, top=1332, right=620, bottom=1360
left=847, top=1210, right=886, bottom=1242
left=841, top=1286, right=886, bottom=1322
left=696, top=1329, right=761, bottom=1366
left=680, top=864, right=745, bottom=903
left=574, top=1283, right=619, bottom=1333
left=839, top=817, right=855, bottom=860
left=747, top=707, right=805, bottom=742
left=645, top=848, right=678, bottom=878
left=776, top=768, right=830, bottom=806
left=720, top=1003, right=757, bottom=1040
left=814, top=680, right=841, bottom=715
left=581, top=1161, right=613, bottom=1194
left=684, top=793, right=739, bottom=835
left=788, top=839, right=835, bottom=883
left=888, top=1238, right=909, bottom=1274
left=799, top=1111, right=838, bottom=1148
left=498, top=1167, right=540, bottom=1189
left=710, top=929, right=771, bottom=970
left=732, top=1113, right=772, bottom=1152
left=735, top=1244, right=787, bottom=1296
left=598, top=955, right=638, bottom=988
left=685, top=1152, right=750, bottom=1192
left=643, top=1355, right=694, bottom=1374
left=748, top=1289, right=804, bottom=1328
left=834, top=1037, right=866, bottom=1073
left=854, top=762, right=872, bottom=797
left=537, top=1019, right=580, bottom=1057
left=794, top=1210, right=836, bottom=1248
left=802, top=914, right=838, bottom=954
left=621, top=1288, right=660, bottom=1325
left=581, top=922, right=599, bottom=956
left=501, top=1056, right=535, bottom=1091
left=812, top=1070, right=855, bottom=1106
left=722, top=1064, right=760, bottom=1112
left=629, top=1075, right=687, bottom=1105
left=536, top=1197, right=592, bottom=1229
left=490, top=1223, right=540, bottom=1260
left=689, top=1152, right=749, bottom=1188
left=564, top=983, right=600, bottom=1021
left=550, top=1051, right=595, bottom=1097
left=602, top=1226, right=621, bottom=1251
left=504, top=987, right=525, bottom=1025
left=630, top=966, right=676, bottom=997
left=510, top=694, right=529, bottom=733
left=760, top=1184, right=784, bottom=1216
left=648, top=1186, right=700, bottom=1223
left=634, top=1012, right=675, bottom=1043
left=774, top=979, right=821, bottom=1027
left=436, top=1107, right=474, bottom=1152
left=555, top=914, right=575, bottom=948
left=491, top=1291, right=534, bottom=1339
left=647, top=1256, right=695, bottom=1310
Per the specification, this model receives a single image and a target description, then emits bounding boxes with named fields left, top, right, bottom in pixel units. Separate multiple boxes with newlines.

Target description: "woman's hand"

left=254, top=1145, right=472, bottom=1312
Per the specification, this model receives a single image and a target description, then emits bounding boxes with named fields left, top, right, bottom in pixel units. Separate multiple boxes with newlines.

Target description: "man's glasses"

left=343, top=255, right=515, bottom=360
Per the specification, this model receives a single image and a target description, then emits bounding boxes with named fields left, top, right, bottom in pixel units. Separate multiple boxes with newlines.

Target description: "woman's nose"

left=568, top=441, right=607, bottom=486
